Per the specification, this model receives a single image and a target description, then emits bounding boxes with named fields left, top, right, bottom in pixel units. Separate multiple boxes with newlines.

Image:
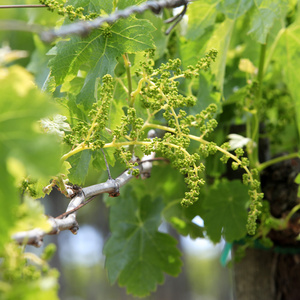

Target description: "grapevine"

left=60, top=49, right=263, bottom=229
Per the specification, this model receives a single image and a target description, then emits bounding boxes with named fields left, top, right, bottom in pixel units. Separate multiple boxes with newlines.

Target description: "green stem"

left=61, top=144, right=88, bottom=161
left=0, top=5, right=46, bottom=8
left=248, top=42, right=267, bottom=169
left=257, top=152, right=300, bottom=172
left=143, top=123, right=253, bottom=178
left=170, top=106, right=182, bottom=134
left=283, top=203, right=300, bottom=228
left=123, top=54, right=133, bottom=107
left=123, top=53, right=136, bottom=155
left=263, top=29, right=284, bottom=74
left=256, top=43, right=267, bottom=101
left=131, top=77, right=146, bottom=99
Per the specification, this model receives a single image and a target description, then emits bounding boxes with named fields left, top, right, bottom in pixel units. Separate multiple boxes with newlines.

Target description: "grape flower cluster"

left=39, top=0, right=99, bottom=21
left=62, top=49, right=263, bottom=234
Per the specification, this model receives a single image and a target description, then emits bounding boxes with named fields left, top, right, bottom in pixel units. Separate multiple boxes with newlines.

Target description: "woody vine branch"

left=0, top=0, right=191, bottom=41
left=12, top=145, right=157, bottom=247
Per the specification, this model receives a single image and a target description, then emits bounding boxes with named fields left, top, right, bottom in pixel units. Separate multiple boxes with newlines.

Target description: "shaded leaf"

left=67, top=149, right=92, bottom=184
left=202, top=180, right=249, bottom=243
left=195, top=72, right=221, bottom=113
left=163, top=199, right=204, bottom=238
left=104, top=186, right=182, bottom=297
left=92, top=147, right=115, bottom=171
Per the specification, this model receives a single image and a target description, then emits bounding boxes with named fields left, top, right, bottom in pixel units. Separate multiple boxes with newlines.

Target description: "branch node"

left=108, top=179, right=120, bottom=197
left=32, top=238, right=43, bottom=248
left=70, top=184, right=82, bottom=198
left=70, top=223, right=79, bottom=235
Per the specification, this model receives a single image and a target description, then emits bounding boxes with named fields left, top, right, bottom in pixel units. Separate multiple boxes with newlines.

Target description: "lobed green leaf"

left=49, top=16, right=155, bottom=107
left=186, top=0, right=218, bottom=40
left=217, top=0, right=254, bottom=19
left=248, top=0, right=289, bottom=43
left=0, top=65, right=61, bottom=252
left=276, top=18, right=300, bottom=140
left=202, top=179, right=249, bottom=243
left=104, top=186, right=182, bottom=297
left=67, top=149, right=92, bottom=184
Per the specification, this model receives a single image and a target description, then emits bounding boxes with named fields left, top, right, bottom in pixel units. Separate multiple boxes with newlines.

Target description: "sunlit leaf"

left=49, top=16, right=155, bottom=107
left=11, top=196, right=52, bottom=234
left=70, top=0, right=113, bottom=14
left=206, top=19, right=235, bottom=93
left=276, top=18, right=300, bottom=140
left=228, top=133, right=253, bottom=150
left=0, top=66, right=61, bottom=178
left=248, top=0, right=288, bottom=43
left=217, top=0, right=254, bottom=19
left=186, top=0, right=218, bottom=40
left=0, top=65, right=60, bottom=252
left=117, top=0, right=145, bottom=9
left=0, top=156, right=19, bottom=253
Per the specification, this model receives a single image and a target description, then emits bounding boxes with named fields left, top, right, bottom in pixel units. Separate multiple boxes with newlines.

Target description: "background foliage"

left=0, top=0, right=300, bottom=298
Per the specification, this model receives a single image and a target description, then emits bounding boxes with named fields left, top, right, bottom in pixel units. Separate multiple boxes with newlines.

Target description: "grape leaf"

left=71, top=0, right=113, bottom=14
left=140, top=10, right=169, bottom=59
left=195, top=71, right=221, bottom=113
left=49, top=16, right=155, bottom=107
left=206, top=19, right=235, bottom=93
left=0, top=242, right=59, bottom=300
left=0, top=66, right=61, bottom=178
left=5, top=283, right=59, bottom=300
left=11, top=196, right=52, bottom=234
left=67, top=149, right=92, bottom=185
left=217, top=0, right=254, bottom=19
left=248, top=0, right=289, bottom=43
left=118, top=0, right=145, bottom=9
left=92, top=148, right=115, bottom=172
left=163, top=199, right=204, bottom=238
left=0, top=65, right=61, bottom=252
left=181, top=29, right=213, bottom=69
left=103, top=186, right=182, bottom=297
left=186, top=0, right=218, bottom=40
left=202, top=180, right=249, bottom=243
left=128, top=164, right=188, bottom=206
left=276, top=18, right=300, bottom=139
left=0, top=155, right=19, bottom=253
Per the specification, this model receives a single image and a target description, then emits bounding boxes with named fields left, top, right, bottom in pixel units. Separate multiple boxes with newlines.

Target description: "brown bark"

left=233, top=156, right=300, bottom=300
left=233, top=248, right=300, bottom=300
left=233, top=247, right=277, bottom=300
